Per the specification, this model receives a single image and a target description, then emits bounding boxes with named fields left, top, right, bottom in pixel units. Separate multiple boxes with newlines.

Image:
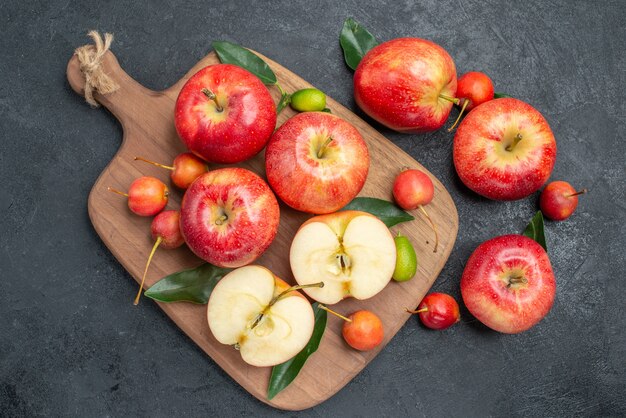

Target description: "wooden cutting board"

left=66, top=46, right=458, bottom=411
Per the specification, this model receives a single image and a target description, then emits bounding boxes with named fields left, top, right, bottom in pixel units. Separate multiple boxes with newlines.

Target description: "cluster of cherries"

left=107, top=152, right=208, bottom=304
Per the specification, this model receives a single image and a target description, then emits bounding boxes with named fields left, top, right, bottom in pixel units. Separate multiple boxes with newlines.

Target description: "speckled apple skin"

left=453, top=98, right=557, bottom=201
left=461, top=234, right=556, bottom=334
left=265, top=112, right=369, bottom=214
left=175, top=64, right=276, bottom=164
left=354, top=38, right=457, bottom=133
left=180, top=168, right=279, bottom=268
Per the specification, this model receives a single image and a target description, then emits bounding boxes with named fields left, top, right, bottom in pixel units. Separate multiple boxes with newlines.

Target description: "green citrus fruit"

left=290, top=88, right=326, bottom=112
left=392, top=234, right=418, bottom=282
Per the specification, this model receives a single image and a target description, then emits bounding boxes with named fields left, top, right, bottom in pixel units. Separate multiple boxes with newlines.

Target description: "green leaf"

left=494, top=92, right=512, bottom=99
left=144, top=263, right=231, bottom=304
left=212, top=41, right=277, bottom=85
left=268, top=303, right=327, bottom=400
left=340, top=18, right=378, bottom=70
left=341, top=197, right=414, bottom=227
left=321, top=107, right=332, bottom=113
left=523, top=211, right=547, bottom=252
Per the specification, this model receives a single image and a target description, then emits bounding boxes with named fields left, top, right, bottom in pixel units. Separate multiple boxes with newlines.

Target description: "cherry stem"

left=317, top=137, right=333, bottom=158
left=214, top=214, right=228, bottom=225
left=319, top=304, right=352, bottom=322
left=438, top=93, right=460, bottom=105
left=201, top=88, right=223, bottom=112
left=447, top=99, right=470, bottom=132
left=505, top=133, right=523, bottom=151
left=419, top=206, right=439, bottom=253
left=134, top=236, right=162, bottom=305
left=107, top=187, right=128, bottom=197
left=405, top=307, right=428, bottom=314
left=134, top=156, right=174, bottom=171
left=567, top=189, right=588, bottom=197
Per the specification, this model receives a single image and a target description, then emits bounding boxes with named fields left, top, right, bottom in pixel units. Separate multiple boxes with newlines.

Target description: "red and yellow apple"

left=265, top=112, right=369, bottom=214
left=290, top=210, right=396, bottom=304
left=207, top=265, right=315, bottom=367
left=175, top=64, right=276, bottom=164
left=179, top=168, right=279, bottom=268
left=540, top=180, right=586, bottom=221
left=453, top=98, right=557, bottom=200
left=461, top=234, right=556, bottom=334
left=354, top=37, right=457, bottom=133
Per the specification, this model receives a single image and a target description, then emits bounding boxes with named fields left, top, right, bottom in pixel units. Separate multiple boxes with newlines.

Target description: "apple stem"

left=215, top=214, right=228, bottom=225
left=447, top=99, right=470, bottom=132
left=134, top=156, right=174, bottom=171
left=201, top=88, right=224, bottom=112
left=505, top=133, right=523, bottom=151
left=418, top=206, right=439, bottom=253
left=438, top=93, right=460, bottom=105
left=268, top=282, right=325, bottom=308
left=107, top=187, right=128, bottom=197
left=567, top=189, right=588, bottom=197
left=405, top=307, right=428, bottom=314
left=250, top=282, right=325, bottom=330
left=317, top=137, right=333, bottom=159
left=133, top=236, right=162, bottom=305
left=319, top=304, right=352, bottom=322
left=507, top=275, right=528, bottom=287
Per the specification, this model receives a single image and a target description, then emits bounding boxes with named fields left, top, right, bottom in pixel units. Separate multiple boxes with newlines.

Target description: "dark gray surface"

left=1, top=0, right=625, bottom=416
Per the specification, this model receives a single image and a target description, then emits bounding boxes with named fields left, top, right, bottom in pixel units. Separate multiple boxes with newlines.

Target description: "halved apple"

left=290, top=210, right=396, bottom=304
left=207, top=265, right=315, bottom=367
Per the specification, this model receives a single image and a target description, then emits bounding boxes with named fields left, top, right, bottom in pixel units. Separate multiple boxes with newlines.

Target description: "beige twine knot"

left=74, top=31, right=119, bottom=107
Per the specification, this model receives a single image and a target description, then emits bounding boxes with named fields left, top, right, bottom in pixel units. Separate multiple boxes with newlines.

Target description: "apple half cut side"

left=207, top=265, right=315, bottom=367
left=290, top=210, right=396, bottom=305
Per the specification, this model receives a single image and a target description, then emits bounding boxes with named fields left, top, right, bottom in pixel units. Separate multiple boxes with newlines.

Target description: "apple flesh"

left=175, top=63, right=277, bottom=164
left=180, top=167, right=280, bottom=268
left=453, top=98, right=557, bottom=200
left=207, top=265, right=314, bottom=367
left=354, top=37, right=457, bottom=133
left=265, top=112, right=369, bottom=214
left=461, top=234, right=556, bottom=334
left=290, top=210, right=396, bottom=304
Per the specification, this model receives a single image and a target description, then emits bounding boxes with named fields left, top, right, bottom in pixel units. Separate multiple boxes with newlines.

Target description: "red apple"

left=540, top=180, right=587, bottom=221
left=179, top=167, right=280, bottom=268
left=461, top=234, right=556, bottom=334
left=453, top=98, right=557, bottom=200
left=175, top=64, right=276, bottom=164
left=265, top=112, right=369, bottom=214
left=354, top=37, right=457, bottom=133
